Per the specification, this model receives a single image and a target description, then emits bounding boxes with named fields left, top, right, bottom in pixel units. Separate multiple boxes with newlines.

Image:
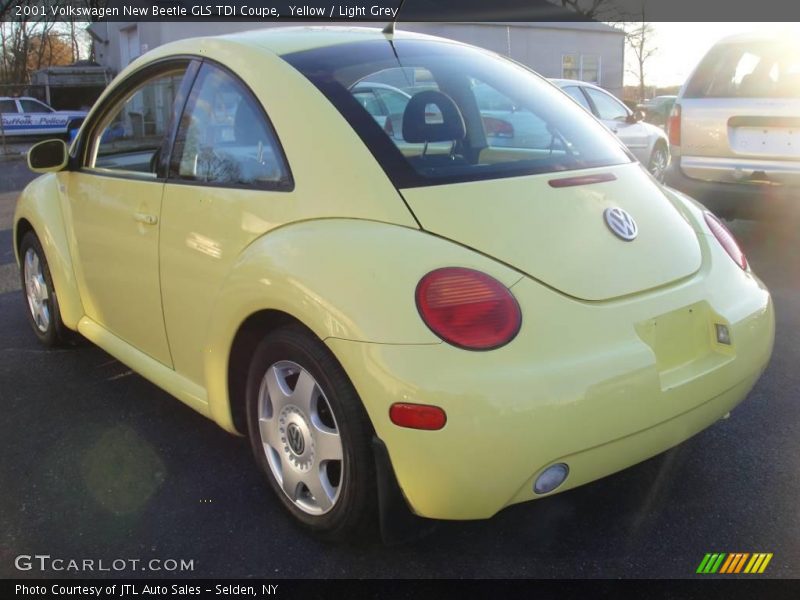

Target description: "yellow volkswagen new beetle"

left=14, top=27, right=774, bottom=540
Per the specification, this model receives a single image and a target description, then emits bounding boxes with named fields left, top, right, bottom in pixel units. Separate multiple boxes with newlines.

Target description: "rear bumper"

left=327, top=249, right=774, bottom=520
left=665, top=157, right=800, bottom=218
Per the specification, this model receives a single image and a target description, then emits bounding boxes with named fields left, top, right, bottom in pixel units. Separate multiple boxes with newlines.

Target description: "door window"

left=583, top=87, right=629, bottom=121
left=374, top=87, right=410, bottom=115
left=353, top=90, right=385, bottom=117
left=20, top=99, right=52, bottom=113
left=89, top=68, right=186, bottom=175
left=563, top=86, right=592, bottom=112
left=170, top=63, right=291, bottom=189
left=470, top=79, right=553, bottom=150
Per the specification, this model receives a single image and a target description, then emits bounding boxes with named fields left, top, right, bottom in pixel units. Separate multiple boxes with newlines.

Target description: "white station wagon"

left=0, top=96, right=87, bottom=137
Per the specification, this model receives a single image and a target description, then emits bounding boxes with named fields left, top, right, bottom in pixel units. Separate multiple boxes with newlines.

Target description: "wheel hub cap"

left=280, top=407, right=313, bottom=470
left=257, top=360, right=344, bottom=515
left=23, top=248, right=50, bottom=333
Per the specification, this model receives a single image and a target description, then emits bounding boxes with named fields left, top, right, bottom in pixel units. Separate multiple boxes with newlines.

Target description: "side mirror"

left=627, top=110, right=645, bottom=124
left=27, top=139, right=68, bottom=173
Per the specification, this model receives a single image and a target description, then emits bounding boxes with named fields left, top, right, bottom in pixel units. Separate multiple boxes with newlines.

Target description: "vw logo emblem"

left=604, top=207, right=638, bottom=241
left=286, top=423, right=305, bottom=455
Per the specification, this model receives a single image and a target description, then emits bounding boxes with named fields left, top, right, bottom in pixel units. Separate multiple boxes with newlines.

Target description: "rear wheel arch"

left=226, top=309, right=371, bottom=437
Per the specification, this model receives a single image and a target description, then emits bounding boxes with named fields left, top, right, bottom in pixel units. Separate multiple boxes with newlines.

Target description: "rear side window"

left=284, top=40, right=631, bottom=188
left=0, top=99, right=18, bottom=113
left=170, top=63, right=291, bottom=189
left=685, top=41, right=800, bottom=98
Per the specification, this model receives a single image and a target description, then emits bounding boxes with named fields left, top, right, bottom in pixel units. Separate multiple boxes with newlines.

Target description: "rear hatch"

left=678, top=38, right=800, bottom=185
left=402, top=163, right=702, bottom=302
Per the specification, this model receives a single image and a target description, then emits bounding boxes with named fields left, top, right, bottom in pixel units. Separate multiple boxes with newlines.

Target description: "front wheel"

left=245, top=324, right=377, bottom=540
left=648, top=142, right=669, bottom=182
left=18, top=231, right=73, bottom=347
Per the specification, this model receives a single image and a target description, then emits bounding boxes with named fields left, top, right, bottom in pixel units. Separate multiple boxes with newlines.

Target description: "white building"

left=88, top=21, right=625, bottom=95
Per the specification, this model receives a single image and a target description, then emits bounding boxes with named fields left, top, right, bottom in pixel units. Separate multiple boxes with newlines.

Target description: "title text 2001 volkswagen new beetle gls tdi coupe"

left=14, top=27, right=774, bottom=541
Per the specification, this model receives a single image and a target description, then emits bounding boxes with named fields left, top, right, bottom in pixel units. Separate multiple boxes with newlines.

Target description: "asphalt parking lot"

left=0, top=163, right=798, bottom=579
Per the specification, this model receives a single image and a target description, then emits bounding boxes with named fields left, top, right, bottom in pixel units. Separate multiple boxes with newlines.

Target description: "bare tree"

left=0, top=1, right=92, bottom=85
left=559, top=0, right=608, bottom=18
left=558, top=0, right=637, bottom=20
left=624, top=3, right=657, bottom=102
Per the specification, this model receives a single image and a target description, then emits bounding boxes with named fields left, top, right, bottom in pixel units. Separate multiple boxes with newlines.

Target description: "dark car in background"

left=637, top=95, right=676, bottom=128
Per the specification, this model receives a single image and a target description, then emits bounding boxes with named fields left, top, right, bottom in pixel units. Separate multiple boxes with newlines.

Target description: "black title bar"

left=1, top=0, right=799, bottom=22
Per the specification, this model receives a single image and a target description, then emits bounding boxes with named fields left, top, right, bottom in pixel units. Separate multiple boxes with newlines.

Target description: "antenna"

left=382, top=0, right=408, bottom=35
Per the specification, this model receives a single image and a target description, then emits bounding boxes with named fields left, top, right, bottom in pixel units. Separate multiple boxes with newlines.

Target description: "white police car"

left=0, top=96, right=87, bottom=137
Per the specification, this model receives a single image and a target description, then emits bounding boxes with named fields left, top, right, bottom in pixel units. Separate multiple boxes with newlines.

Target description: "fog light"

left=716, top=323, right=731, bottom=345
left=534, top=463, right=569, bottom=495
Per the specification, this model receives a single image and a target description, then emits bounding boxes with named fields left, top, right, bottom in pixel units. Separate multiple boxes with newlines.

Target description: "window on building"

left=562, top=54, right=602, bottom=85
left=562, top=54, right=579, bottom=79
left=581, top=56, right=601, bottom=85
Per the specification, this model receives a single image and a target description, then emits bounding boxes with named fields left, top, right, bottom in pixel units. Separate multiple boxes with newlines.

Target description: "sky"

left=623, top=22, right=799, bottom=88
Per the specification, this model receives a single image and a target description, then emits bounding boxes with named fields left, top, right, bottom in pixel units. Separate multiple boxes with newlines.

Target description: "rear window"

left=283, top=40, right=631, bottom=188
left=685, top=41, right=800, bottom=99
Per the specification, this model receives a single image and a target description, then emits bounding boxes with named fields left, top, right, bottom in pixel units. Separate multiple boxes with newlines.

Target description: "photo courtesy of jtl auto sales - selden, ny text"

left=1, top=0, right=799, bottom=598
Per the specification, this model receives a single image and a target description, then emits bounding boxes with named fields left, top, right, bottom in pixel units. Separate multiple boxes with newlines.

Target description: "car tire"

left=245, top=324, right=378, bottom=541
left=18, top=231, right=75, bottom=347
left=648, top=142, right=669, bottom=182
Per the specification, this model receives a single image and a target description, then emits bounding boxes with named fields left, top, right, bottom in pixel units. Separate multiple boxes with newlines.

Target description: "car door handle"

left=133, top=212, right=158, bottom=225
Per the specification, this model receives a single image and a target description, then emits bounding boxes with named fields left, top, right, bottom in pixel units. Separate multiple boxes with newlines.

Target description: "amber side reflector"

left=548, top=172, right=617, bottom=188
left=389, top=403, right=447, bottom=430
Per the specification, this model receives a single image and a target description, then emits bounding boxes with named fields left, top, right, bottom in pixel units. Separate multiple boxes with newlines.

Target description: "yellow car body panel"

left=156, top=36, right=418, bottom=386
left=12, top=27, right=775, bottom=522
left=402, top=163, right=704, bottom=301
left=65, top=173, right=173, bottom=366
left=327, top=218, right=774, bottom=518
left=200, top=219, right=523, bottom=433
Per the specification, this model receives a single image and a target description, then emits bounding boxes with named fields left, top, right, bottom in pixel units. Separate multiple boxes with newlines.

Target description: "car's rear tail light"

left=482, top=116, right=514, bottom=139
left=667, top=103, right=681, bottom=146
left=415, top=267, right=522, bottom=350
left=704, top=211, right=748, bottom=270
left=389, top=403, right=447, bottom=430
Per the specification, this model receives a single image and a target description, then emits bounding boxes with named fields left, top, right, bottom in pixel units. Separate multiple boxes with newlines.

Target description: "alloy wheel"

left=650, top=145, right=669, bottom=181
left=23, top=247, right=51, bottom=333
left=256, top=360, right=344, bottom=515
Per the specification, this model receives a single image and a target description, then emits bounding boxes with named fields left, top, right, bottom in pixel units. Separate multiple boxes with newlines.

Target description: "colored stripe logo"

left=696, top=552, right=773, bottom=574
